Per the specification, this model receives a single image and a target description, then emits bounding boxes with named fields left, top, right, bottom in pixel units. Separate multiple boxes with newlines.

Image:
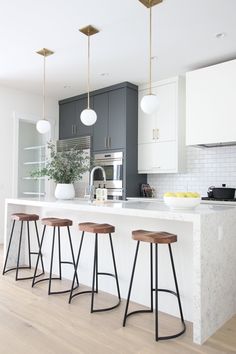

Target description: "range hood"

left=197, top=141, right=236, bottom=148
left=186, top=59, right=236, bottom=149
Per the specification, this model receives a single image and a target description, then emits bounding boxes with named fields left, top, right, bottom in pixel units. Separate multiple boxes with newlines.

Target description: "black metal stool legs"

left=154, top=244, right=158, bottom=341
left=69, top=231, right=121, bottom=313
left=69, top=231, right=86, bottom=303
left=32, top=225, right=46, bottom=286
left=67, top=226, right=79, bottom=287
left=3, top=220, right=44, bottom=280
left=168, top=244, right=186, bottom=333
left=91, top=233, right=98, bottom=312
left=15, top=221, right=23, bottom=281
left=2, top=220, right=16, bottom=275
left=109, top=233, right=121, bottom=301
left=123, top=241, right=153, bottom=326
left=34, top=221, right=45, bottom=274
left=123, top=241, right=186, bottom=341
left=32, top=225, right=79, bottom=295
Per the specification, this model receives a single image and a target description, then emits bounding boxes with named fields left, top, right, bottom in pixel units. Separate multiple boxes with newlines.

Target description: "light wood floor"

left=0, top=246, right=235, bottom=354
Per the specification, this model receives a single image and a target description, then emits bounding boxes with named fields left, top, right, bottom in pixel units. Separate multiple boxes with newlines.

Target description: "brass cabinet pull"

left=72, top=124, right=76, bottom=135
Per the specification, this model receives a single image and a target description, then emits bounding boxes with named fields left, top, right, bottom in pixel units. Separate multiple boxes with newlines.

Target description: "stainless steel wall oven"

left=93, top=152, right=123, bottom=199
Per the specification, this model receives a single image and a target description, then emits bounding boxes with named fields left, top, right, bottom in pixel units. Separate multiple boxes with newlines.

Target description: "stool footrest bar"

left=97, top=272, right=115, bottom=277
left=32, top=276, right=79, bottom=294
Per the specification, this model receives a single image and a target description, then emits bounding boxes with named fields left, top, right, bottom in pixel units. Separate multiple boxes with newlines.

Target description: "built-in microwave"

left=93, top=152, right=123, bottom=198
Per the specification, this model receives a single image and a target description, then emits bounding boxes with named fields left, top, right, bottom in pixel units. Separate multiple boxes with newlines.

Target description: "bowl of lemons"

left=163, top=192, right=201, bottom=210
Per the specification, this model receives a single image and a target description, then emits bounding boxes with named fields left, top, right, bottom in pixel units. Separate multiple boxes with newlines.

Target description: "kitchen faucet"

left=88, top=166, right=106, bottom=202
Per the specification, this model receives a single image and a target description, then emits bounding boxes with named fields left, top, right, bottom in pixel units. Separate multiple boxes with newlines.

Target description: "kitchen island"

left=4, top=197, right=236, bottom=345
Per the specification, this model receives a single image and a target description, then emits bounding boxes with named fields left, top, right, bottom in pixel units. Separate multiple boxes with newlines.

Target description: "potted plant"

left=31, top=142, right=90, bottom=199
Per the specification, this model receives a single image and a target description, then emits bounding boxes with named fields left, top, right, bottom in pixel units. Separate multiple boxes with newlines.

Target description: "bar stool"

left=123, top=230, right=186, bottom=341
left=3, top=213, right=44, bottom=281
left=69, top=222, right=121, bottom=313
left=32, top=218, right=79, bottom=295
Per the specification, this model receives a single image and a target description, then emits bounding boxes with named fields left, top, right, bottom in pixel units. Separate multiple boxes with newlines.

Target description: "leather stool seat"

left=11, top=213, right=39, bottom=222
left=132, top=230, right=177, bottom=244
left=42, top=218, right=73, bottom=227
left=79, top=222, right=115, bottom=234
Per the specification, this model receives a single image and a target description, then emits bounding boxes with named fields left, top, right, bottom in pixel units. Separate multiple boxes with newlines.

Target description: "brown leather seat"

left=79, top=222, right=115, bottom=234
left=42, top=217, right=73, bottom=227
left=11, top=213, right=39, bottom=222
left=132, top=230, right=177, bottom=244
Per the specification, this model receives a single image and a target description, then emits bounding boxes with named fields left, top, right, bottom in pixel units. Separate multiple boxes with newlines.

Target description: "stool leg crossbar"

left=69, top=232, right=121, bottom=313
left=3, top=220, right=44, bottom=281
left=32, top=225, right=79, bottom=295
left=123, top=241, right=186, bottom=341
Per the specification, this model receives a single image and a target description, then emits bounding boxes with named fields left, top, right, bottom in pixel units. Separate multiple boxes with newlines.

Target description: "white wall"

left=148, top=145, right=236, bottom=198
left=0, top=85, right=58, bottom=243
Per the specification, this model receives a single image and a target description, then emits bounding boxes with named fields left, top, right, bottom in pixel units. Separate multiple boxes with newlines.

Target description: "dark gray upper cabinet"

left=59, top=101, right=77, bottom=140
left=59, top=82, right=138, bottom=152
left=93, top=89, right=125, bottom=151
left=108, top=88, right=126, bottom=150
left=93, top=93, right=109, bottom=151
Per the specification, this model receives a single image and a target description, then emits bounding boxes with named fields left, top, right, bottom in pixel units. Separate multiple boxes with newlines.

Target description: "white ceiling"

left=0, top=0, right=236, bottom=100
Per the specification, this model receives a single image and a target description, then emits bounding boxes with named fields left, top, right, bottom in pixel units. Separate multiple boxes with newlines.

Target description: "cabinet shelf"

left=24, top=145, right=46, bottom=151
left=23, top=192, right=45, bottom=196
left=22, top=177, right=45, bottom=180
left=24, top=161, right=46, bottom=165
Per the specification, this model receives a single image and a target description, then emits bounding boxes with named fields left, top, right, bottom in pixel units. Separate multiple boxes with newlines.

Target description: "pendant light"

left=36, top=48, right=54, bottom=134
left=79, top=25, right=99, bottom=126
left=139, top=0, right=162, bottom=115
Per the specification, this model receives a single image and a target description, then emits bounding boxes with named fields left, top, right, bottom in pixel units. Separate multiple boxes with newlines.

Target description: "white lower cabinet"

left=138, top=141, right=177, bottom=173
left=138, top=76, right=186, bottom=174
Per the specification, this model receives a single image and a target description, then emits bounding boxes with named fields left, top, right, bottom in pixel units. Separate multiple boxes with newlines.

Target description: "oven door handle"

left=95, top=160, right=123, bottom=166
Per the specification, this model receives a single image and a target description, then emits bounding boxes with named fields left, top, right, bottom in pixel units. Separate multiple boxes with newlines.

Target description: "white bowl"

left=164, top=196, right=201, bottom=210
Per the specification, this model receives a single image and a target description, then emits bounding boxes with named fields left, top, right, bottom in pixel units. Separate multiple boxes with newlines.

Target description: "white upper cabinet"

left=138, top=77, right=186, bottom=174
left=186, top=59, right=236, bottom=146
left=139, top=82, right=177, bottom=144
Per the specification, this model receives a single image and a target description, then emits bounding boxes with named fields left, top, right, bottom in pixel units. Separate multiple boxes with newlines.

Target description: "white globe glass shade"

left=80, top=108, right=97, bottom=126
left=36, top=119, right=51, bottom=134
left=140, top=94, right=159, bottom=115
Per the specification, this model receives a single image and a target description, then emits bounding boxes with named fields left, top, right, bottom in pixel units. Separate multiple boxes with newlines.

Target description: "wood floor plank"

left=0, top=245, right=235, bottom=354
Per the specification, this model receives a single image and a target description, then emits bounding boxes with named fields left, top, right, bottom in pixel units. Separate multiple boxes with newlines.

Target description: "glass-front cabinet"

left=18, top=120, right=47, bottom=198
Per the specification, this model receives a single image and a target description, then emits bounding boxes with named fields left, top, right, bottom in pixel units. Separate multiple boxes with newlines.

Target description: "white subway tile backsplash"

left=148, top=145, right=236, bottom=198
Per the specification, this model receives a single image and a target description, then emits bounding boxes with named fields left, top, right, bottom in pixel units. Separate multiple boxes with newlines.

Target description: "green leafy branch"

left=31, top=142, right=91, bottom=184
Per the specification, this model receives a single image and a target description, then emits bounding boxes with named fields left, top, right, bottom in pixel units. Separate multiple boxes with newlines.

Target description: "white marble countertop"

left=127, top=197, right=236, bottom=206
left=6, top=197, right=235, bottom=223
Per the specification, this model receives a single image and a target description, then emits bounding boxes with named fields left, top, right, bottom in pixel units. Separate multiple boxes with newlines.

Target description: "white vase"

left=55, top=183, right=75, bottom=200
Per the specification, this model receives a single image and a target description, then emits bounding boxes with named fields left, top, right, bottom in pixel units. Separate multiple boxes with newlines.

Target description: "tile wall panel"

left=148, top=146, right=236, bottom=197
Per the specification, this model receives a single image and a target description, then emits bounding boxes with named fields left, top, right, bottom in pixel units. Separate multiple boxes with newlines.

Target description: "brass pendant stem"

left=43, top=53, right=46, bottom=120
left=79, top=25, right=99, bottom=111
left=149, top=5, right=152, bottom=95
left=87, top=35, right=90, bottom=109
left=36, top=48, right=54, bottom=121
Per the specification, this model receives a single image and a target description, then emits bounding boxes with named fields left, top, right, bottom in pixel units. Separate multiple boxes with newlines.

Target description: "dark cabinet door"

left=93, top=93, right=109, bottom=151
left=108, top=88, right=126, bottom=150
left=59, top=101, right=77, bottom=140
left=76, top=97, right=94, bottom=137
